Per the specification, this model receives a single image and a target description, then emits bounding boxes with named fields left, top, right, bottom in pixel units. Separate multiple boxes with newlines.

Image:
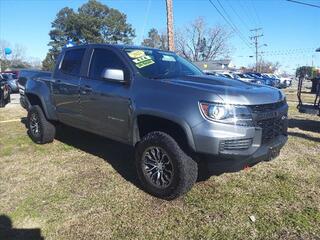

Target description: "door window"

left=89, top=48, right=126, bottom=80
left=60, top=49, right=85, bottom=76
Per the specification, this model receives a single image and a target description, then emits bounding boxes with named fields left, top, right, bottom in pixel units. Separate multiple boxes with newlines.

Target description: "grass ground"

left=0, top=89, right=319, bottom=240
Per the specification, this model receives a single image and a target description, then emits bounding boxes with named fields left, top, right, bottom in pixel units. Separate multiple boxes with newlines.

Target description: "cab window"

left=89, top=48, right=126, bottom=80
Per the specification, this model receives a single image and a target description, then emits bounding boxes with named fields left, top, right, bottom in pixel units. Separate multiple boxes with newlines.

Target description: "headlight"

left=199, top=102, right=253, bottom=126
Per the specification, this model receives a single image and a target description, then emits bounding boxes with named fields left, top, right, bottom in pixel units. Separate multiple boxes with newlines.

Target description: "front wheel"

left=135, top=131, right=198, bottom=200
left=27, top=105, right=56, bottom=144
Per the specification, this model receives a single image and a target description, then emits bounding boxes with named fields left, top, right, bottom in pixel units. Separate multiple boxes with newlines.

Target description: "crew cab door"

left=80, top=47, right=132, bottom=142
left=52, top=48, right=86, bottom=128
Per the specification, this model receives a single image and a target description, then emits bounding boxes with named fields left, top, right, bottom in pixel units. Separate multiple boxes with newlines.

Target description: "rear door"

left=80, top=47, right=132, bottom=142
left=52, top=48, right=85, bottom=127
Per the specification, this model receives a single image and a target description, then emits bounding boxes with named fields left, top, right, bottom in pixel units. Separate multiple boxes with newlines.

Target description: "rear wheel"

left=5, top=94, right=10, bottom=104
left=135, top=131, right=198, bottom=200
left=0, top=95, right=4, bottom=108
left=27, top=105, right=55, bottom=144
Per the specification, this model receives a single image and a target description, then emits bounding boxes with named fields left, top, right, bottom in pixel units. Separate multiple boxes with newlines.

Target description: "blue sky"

left=0, top=0, right=319, bottom=73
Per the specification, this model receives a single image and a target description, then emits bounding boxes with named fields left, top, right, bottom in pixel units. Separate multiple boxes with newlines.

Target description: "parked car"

left=1, top=70, right=19, bottom=79
left=261, top=73, right=281, bottom=88
left=241, top=73, right=266, bottom=85
left=1, top=73, right=19, bottom=93
left=205, top=71, right=234, bottom=79
left=246, top=72, right=275, bottom=87
left=233, top=73, right=258, bottom=83
left=21, top=44, right=288, bottom=199
left=0, top=75, right=10, bottom=107
left=274, top=75, right=292, bottom=88
left=221, top=72, right=235, bottom=79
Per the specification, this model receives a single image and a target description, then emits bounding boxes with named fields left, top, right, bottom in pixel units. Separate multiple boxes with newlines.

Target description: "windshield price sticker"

left=132, top=55, right=155, bottom=68
left=128, top=50, right=146, bottom=58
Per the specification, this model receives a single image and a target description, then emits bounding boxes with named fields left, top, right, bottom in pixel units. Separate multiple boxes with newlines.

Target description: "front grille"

left=249, top=100, right=286, bottom=113
left=257, top=117, right=287, bottom=144
left=220, top=138, right=253, bottom=151
left=248, top=100, right=288, bottom=144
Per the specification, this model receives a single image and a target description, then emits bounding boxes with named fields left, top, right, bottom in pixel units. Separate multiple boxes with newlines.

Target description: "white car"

left=233, top=73, right=256, bottom=83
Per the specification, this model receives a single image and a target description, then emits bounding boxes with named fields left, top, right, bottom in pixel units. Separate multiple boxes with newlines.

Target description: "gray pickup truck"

left=20, top=44, right=288, bottom=199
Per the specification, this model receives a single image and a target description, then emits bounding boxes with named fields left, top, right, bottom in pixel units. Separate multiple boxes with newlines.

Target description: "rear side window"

left=89, top=48, right=126, bottom=80
left=60, top=49, right=85, bottom=76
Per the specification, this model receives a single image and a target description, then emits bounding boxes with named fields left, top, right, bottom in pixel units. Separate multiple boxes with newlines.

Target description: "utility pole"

left=250, top=28, right=263, bottom=72
left=166, top=0, right=175, bottom=51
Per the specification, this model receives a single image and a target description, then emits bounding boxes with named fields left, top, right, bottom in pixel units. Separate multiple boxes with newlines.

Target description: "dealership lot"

left=0, top=89, right=319, bottom=239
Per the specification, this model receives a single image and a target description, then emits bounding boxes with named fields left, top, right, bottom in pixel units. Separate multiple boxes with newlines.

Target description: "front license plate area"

left=269, top=146, right=280, bottom=160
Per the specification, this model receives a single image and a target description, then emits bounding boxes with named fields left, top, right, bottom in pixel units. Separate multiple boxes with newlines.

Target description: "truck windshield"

left=124, top=48, right=203, bottom=79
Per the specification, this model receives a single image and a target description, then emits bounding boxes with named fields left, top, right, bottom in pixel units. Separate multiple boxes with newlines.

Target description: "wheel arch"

left=133, top=113, right=196, bottom=153
left=25, top=92, right=57, bottom=120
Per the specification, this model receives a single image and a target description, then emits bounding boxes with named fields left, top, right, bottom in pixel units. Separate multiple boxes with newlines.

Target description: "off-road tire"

left=5, top=94, right=11, bottom=104
left=135, top=131, right=198, bottom=200
left=7, top=86, right=12, bottom=94
left=27, top=105, right=55, bottom=144
left=0, top=93, right=5, bottom=108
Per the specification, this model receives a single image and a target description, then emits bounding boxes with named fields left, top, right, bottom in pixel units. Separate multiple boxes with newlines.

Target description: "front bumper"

left=197, top=135, right=287, bottom=175
left=192, top=120, right=263, bottom=156
left=192, top=101, right=288, bottom=174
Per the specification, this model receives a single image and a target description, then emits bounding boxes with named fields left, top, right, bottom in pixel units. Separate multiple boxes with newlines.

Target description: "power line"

left=250, top=0, right=262, bottom=27
left=286, top=0, right=320, bottom=8
left=250, top=28, right=264, bottom=72
left=216, top=0, right=251, bottom=44
left=208, top=0, right=252, bottom=49
left=237, top=0, right=257, bottom=27
left=225, top=0, right=250, bottom=30
left=264, top=47, right=318, bottom=55
left=216, top=0, right=250, bottom=42
left=140, top=0, right=152, bottom=44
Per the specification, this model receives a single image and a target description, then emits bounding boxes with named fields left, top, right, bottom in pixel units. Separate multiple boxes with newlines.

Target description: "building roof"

left=193, top=60, right=232, bottom=71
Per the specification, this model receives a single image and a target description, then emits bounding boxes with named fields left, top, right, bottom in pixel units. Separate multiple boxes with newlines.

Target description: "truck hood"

left=165, top=75, right=284, bottom=105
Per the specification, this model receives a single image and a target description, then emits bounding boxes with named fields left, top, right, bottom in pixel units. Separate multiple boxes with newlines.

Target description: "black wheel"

left=0, top=93, right=5, bottom=108
left=27, top=105, right=56, bottom=144
left=7, top=86, right=12, bottom=94
left=135, top=131, right=198, bottom=200
left=5, top=94, right=10, bottom=104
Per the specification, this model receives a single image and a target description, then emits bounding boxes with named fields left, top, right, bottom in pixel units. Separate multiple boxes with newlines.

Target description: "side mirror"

left=101, top=68, right=125, bottom=83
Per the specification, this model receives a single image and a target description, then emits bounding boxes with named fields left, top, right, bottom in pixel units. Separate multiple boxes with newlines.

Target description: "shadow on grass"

left=20, top=117, right=142, bottom=189
left=55, top=124, right=142, bottom=189
left=0, top=215, right=44, bottom=240
left=288, top=118, right=320, bottom=133
left=288, top=118, right=320, bottom=142
left=288, top=132, right=320, bottom=143
left=21, top=117, right=211, bottom=186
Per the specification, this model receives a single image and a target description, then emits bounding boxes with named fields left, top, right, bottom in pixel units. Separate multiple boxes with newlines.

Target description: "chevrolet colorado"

left=20, top=44, right=288, bottom=199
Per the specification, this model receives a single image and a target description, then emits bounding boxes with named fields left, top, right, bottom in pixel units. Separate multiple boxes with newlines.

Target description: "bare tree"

left=175, top=17, right=231, bottom=62
left=28, top=57, right=42, bottom=69
left=0, top=40, right=31, bottom=70
left=10, top=44, right=27, bottom=65
left=248, top=60, right=281, bottom=73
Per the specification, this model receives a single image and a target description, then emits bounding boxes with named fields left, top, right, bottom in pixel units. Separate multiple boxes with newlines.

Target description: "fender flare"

left=131, top=110, right=196, bottom=152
